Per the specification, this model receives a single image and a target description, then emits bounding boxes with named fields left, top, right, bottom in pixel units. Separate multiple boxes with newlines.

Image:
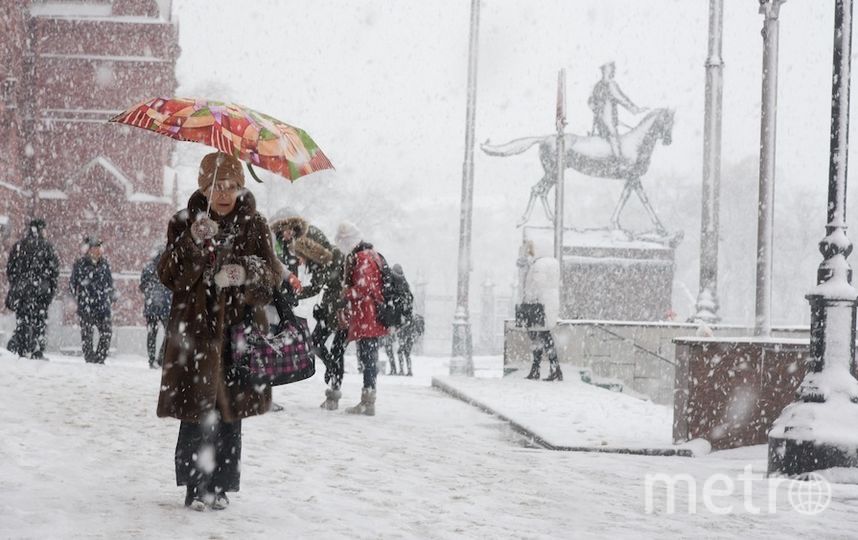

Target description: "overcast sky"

left=171, top=0, right=845, bottom=324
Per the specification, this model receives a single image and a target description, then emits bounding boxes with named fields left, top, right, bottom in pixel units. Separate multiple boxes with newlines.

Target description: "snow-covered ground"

left=433, top=370, right=674, bottom=451
left=2, top=351, right=858, bottom=539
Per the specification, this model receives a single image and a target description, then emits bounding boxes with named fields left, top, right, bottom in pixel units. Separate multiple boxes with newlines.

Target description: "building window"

left=2, top=78, right=17, bottom=109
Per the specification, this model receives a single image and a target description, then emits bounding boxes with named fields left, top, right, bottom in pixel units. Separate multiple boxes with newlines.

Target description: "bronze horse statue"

left=481, top=108, right=675, bottom=232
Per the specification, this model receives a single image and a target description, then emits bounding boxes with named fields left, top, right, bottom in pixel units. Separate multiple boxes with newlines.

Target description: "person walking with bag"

left=336, top=221, right=388, bottom=416
left=157, top=152, right=278, bottom=511
left=519, top=240, right=563, bottom=381
left=291, top=235, right=348, bottom=410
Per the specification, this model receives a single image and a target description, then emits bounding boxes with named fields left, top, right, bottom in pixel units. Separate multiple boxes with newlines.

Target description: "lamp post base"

left=768, top=436, right=858, bottom=477
left=450, top=316, right=473, bottom=376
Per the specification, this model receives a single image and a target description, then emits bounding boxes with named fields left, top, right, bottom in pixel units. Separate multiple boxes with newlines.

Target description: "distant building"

left=0, top=0, right=179, bottom=326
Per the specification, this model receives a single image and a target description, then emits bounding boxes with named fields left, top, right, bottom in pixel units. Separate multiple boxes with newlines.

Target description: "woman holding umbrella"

left=156, top=151, right=279, bottom=510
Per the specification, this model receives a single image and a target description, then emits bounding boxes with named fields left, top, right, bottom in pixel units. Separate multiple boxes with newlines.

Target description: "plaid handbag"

left=231, top=315, right=315, bottom=387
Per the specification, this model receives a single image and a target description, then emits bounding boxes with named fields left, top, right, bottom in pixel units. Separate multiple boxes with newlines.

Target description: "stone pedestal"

left=557, top=230, right=677, bottom=321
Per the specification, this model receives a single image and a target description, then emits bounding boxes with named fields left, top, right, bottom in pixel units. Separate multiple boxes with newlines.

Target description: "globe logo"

left=788, top=473, right=832, bottom=515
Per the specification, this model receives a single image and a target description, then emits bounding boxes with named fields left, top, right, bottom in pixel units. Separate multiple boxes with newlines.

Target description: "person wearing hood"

left=291, top=234, right=348, bottom=410
left=519, top=240, right=563, bottom=381
left=156, top=152, right=279, bottom=510
left=70, top=237, right=115, bottom=364
left=5, top=218, right=59, bottom=360
left=336, top=221, right=388, bottom=416
left=382, top=263, right=416, bottom=376
left=139, top=246, right=172, bottom=368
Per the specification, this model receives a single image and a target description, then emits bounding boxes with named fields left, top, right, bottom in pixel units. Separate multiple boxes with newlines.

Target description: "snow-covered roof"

left=39, top=53, right=170, bottom=63
left=29, top=0, right=174, bottom=22
left=37, top=189, right=68, bottom=200
left=0, top=180, right=33, bottom=197
left=69, top=156, right=170, bottom=205
left=29, top=2, right=112, bottom=18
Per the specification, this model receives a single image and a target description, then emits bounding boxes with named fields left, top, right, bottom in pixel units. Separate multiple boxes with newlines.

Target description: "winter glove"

left=191, top=215, right=218, bottom=243
left=286, top=272, right=303, bottom=295
left=213, top=264, right=246, bottom=289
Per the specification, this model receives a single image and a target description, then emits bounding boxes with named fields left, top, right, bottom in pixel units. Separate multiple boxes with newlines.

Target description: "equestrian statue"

left=482, top=62, right=675, bottom=233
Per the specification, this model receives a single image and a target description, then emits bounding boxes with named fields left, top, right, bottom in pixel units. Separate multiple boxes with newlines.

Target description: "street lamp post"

left=695, top=0, right=724, bottom=323
left=754, top=0, right=785, bottom=337
left=768, top=0, right=858, bottom=477
left=450, top=0, right=480, bottom=376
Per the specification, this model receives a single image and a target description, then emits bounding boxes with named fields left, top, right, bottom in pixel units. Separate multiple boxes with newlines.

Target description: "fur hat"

left=334, top=221, right=362, bottom=254
left=271, top=215, right=308, bottom=239
left=198, top=152, right=245, bottom=193
left=269, top=206, right=299, bottom=225
left=292, top=236, right=333, bottom=266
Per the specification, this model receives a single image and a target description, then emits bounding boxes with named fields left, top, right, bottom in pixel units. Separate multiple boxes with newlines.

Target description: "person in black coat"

left=140, top=248, right=172, bottom=368
left=383, top=263, right=417, bottom=376
left=70, top=237, right=115, bottom=364
left=5, top=218, right=59, bottom=359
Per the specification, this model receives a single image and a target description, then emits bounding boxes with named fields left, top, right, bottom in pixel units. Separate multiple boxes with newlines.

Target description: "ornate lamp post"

left=754, top=0, right=785, bottom=337
left=768, top=0, right=858, bottom=476
left=450, top=0, right=480, bottom=376
left=695, top=0, right=724, bottom=323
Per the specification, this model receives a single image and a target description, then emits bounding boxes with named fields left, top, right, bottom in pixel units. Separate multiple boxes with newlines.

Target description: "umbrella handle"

left=246, top=163, right=264, bottom=183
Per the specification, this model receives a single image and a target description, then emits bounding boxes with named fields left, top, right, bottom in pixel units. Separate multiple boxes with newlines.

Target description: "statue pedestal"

left=561, top=230, right=676, bottom=321
left=523, top=227, right=678, bottom=322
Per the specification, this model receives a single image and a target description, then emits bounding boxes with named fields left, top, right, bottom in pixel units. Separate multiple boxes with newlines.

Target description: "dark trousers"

left=528, top=330, right=558, bottom=369
left=398, top=332, right=415, bottom=374
left=312, top=319, right=347, bottom=390
left=146, top=317, right=167, bottom=367
left=358, top=338, right=379, bottom=389
left=80, top=315, right=112, bottom=364
left=175, top=414, right=242, bottom=495
left=9, top=302, right=49, bottom=357
left=383, top=331, right=414, bottom=374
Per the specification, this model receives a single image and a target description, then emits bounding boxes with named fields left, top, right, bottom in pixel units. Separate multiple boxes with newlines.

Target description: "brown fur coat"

left=156, top=190, right=278, bottom=422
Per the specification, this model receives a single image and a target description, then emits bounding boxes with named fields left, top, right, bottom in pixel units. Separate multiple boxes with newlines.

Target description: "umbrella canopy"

left=109, top=97, right=334, bottom=181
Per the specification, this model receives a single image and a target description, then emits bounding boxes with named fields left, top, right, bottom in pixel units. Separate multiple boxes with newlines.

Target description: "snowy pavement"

left=2, top=351, right=858, bottom=539
left=432, top=370, right=676, bottom=452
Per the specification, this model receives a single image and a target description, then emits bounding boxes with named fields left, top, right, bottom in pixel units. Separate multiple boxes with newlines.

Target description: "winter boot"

left=526, top=348, right=542, bottom=380
left=184, top=485, right=207, bottom=512
left=389, top=363, right=398, bottom=376
left=320, top=388, right=342, bottom=411
left=525, top=363, right=540, bottom=380
left=210, top=492, right=229, bottom=510
left=544, top=364, right=563, bottom=382
left=346, top=388, right=376, bottom=416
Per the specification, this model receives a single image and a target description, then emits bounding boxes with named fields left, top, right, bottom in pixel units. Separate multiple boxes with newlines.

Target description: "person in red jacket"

left=336, top=221, right=387, bottom=416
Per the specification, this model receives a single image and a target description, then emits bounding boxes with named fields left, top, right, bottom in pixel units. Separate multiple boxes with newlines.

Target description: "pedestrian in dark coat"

left=157, top=151, right=278, bottom=511
left=336, top=221, right=387, bottom=416
left=139, top=249, right=172, bottom=368
left=382, top=263, right=416, bottom=376
left=291, top=234, right=347, bottom=410
left=5, top=218, right=59, bottom=359
left=69, top=237, right=114, bottom=364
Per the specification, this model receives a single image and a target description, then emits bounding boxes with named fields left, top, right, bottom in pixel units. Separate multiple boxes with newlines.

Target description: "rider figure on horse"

left=588, top=62, right=646, bottom=162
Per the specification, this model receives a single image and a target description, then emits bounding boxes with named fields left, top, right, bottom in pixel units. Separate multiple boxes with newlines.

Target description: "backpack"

left=372, top=252, right=410, bottom=328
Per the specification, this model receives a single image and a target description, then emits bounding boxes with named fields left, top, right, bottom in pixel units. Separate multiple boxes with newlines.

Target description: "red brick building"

left=0, top=0, right=179, bottom=326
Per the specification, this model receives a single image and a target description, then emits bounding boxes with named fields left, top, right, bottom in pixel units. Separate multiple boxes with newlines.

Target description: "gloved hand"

left=286, top=272, right=303, bottom=295
left=213, top=263, right=246, bottom=289
left=191, top=215, right=218, bottom=243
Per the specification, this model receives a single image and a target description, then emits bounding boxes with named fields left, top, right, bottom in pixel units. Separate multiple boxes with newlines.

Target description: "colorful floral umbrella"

left=109, top=97, right=334, bottom=182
